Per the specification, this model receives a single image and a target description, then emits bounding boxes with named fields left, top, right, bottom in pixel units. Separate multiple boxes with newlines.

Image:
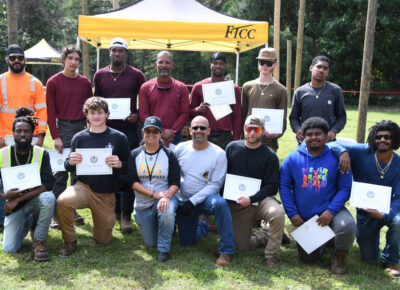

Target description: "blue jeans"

left=176, top=194, right=234, bottom=255
left=0, top=198, right=5, bottom=226
left=357, top=211, right=400, bottom=264
left=134, top=196, right=178, bottom=253
left=3, top=191, right=55, bottom=253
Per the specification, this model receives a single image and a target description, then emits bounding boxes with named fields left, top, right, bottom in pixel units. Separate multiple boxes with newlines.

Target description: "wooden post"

left=356, top=0, right=378, bottom=143
left=273, top=0, right=281, bottom=81
left=113, top=0, right=119, bottom=10
left=7, top=0, right=18, bottom=45
left=286, top=40, right=292, bottom=107
left=294, top=0, right=306, bottom=90
left=81, top=0, right=90, bottom=78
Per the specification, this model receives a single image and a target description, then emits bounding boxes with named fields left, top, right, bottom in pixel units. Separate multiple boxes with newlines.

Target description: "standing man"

left=174, top=116, right=235, bottom=266
left=225, top=115, right=285, bottom=267
left=190, top=52, right=241, bottom=149
left=46, top=45, right=93, bottom=228
left=330, top=120, right=400, bottom=278
left=94, top=37, right=146, bottom=234
left=241, top=47, right=287, bottom=152
left=280, top=117, right=355, bottom=275
left=289, top=56, right=346, bottom=143
left=1, top=108, right=55, bottom=262
left=57, top=97, right=130, bottom=257
left=139, top=51, right=189, bottom=147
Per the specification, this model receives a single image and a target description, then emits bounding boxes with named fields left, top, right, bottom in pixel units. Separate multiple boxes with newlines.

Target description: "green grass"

left=1, top=108, right=400, bottom=289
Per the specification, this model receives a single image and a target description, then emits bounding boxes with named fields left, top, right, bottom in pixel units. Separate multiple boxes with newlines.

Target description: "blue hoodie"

left=280, top=143, right=352, bottom=221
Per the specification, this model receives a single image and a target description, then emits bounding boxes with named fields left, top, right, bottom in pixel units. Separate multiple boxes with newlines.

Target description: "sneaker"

left=120, top=216, right=134, bottom=234
left=157, top=251, right=170, bottom=262
left=215, top=254, right=232, bottom=267
left=32, top=240, right=49, bottom=262
left=266, top=255, right=280, bottom=268
left=50, top=217, right=60, bottom=230
left=199, top=215, right=218, bottom=234
left=74, top=211, right=85, bottom=226
left=59, top=241, right=78, bottom=258
left=383, top=263, right=400, bottom=278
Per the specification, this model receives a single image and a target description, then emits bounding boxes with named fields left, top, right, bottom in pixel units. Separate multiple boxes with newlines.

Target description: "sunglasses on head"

left=191, top=126, right=208, bottom=131
left=144, top=128, right=160, bottom=134
left=244, top=126, right=262, bottom=134
left=8, top=55, right=24, bottom=62
left=259, top=60, right=275, bottom=67
left=375, top=134, right=392, bottom=140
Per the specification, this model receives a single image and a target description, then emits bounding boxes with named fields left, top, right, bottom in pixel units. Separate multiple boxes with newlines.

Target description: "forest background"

left=0, top=0, right=399, bottom=107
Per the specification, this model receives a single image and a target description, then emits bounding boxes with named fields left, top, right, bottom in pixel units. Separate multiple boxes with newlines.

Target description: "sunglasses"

left=191, top=126, right=208, bottom=131
left=259, top=60, right=275, bottom=67
left=375, top=134, right=392, bottom=140
left=244, top=126, right=262, bottom=134
left=144, top=128, right=160, bottom=134
left=8, top=55, right=24, bottom=62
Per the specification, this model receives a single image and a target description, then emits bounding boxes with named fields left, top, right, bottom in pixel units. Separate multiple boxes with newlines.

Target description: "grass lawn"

left=0, top=108, right=399, bottom=289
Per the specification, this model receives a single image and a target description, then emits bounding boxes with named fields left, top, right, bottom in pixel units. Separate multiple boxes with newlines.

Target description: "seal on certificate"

left=264, top=115, right=270, bottom=122
left=366, top=191, right=375, bottom=198
left=239, top=184, right=246, bottom=191
left=57, top=158, right=63, bottom=165
left=17, top=172, right=25, bottom=180
left=112, top=103, right=118, bottom=109
left=90, top=156, right=98, bottom=164
left=215, top=88, right=222, bottom=95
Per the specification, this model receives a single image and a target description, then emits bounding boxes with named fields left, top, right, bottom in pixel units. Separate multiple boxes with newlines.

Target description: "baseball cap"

left=210, top=52, right=226, bottom=63
left=6, top=44, right=24, bottom=56
left=256, top=47, right=277, bottom=61
left=109, top=37, right=127, bottom=49
left=244, top=114, right=264, bottom=128
left=143, top=116, right=162, bottom=132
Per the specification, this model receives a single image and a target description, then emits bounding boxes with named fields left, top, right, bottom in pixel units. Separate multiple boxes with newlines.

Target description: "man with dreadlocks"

left=0, top=107, right=55, bottom=262
left=331, top=120, right=400, bottom=278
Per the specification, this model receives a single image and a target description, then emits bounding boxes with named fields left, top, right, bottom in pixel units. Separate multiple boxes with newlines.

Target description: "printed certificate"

left=76, top=148, right=112, bottom=176
left=223, top=173, right=261, bottom=206
left=209, top=104, right=232, bottom=121
left=251, top=108, right=284, bottom=134
left=202, top=80, right=236, bottom=106
left=350, top=181, right=391, bottom=213
left=105, top=98, right=131, bottom=120
left=5, top=135, right=38, bottom=146
left=1, top=163, right=41, bottom=192
left=48, top=148, right=71, bottom=172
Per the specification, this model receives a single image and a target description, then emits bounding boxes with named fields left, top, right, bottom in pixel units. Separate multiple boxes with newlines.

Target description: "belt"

left=58, top=119, right=86, bottom=124
left=209, top=131, right=231, bottom=137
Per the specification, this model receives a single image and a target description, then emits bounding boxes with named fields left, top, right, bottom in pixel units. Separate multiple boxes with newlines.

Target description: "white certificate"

left=105, top=98, right=131, bottom=120
left=202, top=80, right=236, bottom=106
left=251, top=108, right=284, bottom=134
left=48, top=148, right=71, bottom=172
left=350, top=181, right=392, bottom=213
left=209, top=104, right=232, bottom=121
left=291, top=215, right=336, bottom=254
left=5, top=135, right=38, bottom=146
left=75, top=148, right=112, bottom=176
left=223, top=173, right=261, bottom=206
left=1, top=163, right=42, bottom=192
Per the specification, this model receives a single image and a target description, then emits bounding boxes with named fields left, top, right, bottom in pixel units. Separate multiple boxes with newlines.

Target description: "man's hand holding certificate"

left=105, top=98, right=131, bottom=120
left=223, top=174, right=261, bottom=206
left=72, top=148, right=121, bottom=176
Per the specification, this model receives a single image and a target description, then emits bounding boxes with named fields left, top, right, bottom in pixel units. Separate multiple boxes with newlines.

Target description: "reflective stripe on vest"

left=0, top=73, right=36, bottom=113
left=0, top=145, right=44, bottom=169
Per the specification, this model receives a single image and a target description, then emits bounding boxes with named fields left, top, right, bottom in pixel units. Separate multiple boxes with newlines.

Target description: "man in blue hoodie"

left=280, top=117, right=355, bottom=275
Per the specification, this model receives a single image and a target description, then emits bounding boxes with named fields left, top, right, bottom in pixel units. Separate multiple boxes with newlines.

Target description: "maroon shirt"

left=93, top=65, right=146, bottom=129
left=139, top=78, right=189, bottom=132
left=190, top=78, right=242, bottom=140
left=46, top=72, right=93, bottom=139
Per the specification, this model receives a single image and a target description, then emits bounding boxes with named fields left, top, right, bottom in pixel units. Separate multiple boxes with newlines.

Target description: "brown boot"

left=120, top=216, right=134, bottom=234
left=59, top=241, right=78, bottom=258
left=266, top=255, right=280, bottom=268
left=32, top=240, right=49, bottom=262
left=331, top=249, right=348, bottom=275
left=215, top=254, right=232, bottom=267
left=383, top=263, right=400, bottom=278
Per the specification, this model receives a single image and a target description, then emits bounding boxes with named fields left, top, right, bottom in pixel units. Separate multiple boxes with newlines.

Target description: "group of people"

left=0, top=37, right=399, bottom=279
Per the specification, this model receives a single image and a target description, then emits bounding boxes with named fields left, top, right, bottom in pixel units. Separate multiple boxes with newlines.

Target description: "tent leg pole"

left=97, top=48, right=100, bottom=71
left=76, top=37, right=80, bottom=48
left=235, top=52, right=239, bottom=85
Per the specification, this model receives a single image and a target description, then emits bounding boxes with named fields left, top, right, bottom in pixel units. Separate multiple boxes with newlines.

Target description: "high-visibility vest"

left=0, top=145, right=44, bottom=170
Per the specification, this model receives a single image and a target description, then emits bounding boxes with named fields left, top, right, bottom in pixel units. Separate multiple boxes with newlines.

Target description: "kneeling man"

left=280, top=117, right=356, bottom=275
left=225, top=115, right=285, bottom=267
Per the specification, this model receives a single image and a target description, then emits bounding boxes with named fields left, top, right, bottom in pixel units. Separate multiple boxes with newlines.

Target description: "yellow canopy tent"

left=78, top=0, right=269, bottom=83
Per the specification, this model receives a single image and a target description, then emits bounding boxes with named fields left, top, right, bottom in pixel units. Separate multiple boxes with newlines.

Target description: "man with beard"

left=139, top=51, right=189, bottom=147
left=225, top=115, right=285, bottom=267
left=280, top=117, right=355, bottom=275
left=174, top=116, right=234, bottom=267
left=241, top=47, right=287, bottom=152
left=0, top=108, right=55, bottom=262
left=94, top=37, right=146, bottom=234
left=46, top=45, right=93, bottom=229
left=330, top=120, right=400, bottom=278
left=190, top=52, right=241, bottom=150
left=289, top=56, right=346, bottom=143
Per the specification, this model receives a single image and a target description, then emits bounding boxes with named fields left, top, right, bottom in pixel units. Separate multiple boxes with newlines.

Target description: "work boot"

left=266, top=255, right=280, bottom=268
left=50, top=216, right=60, bottom=230
left=383, top=263, right=400, bottom=278
left=215, top=254, right=232, bottom=267
left=157, top=251, right=170, bottom=262
left=32, top=239, right=49, bottom=262
left=59, top=240, right=78, bottom=258
left=120, top=215, right=134, bottom=234
left=331, top=249, right=348, bottom=275
left=74, top=210, right=85, bottom=226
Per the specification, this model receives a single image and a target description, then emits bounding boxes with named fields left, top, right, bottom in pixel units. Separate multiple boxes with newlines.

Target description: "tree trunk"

left=81, top=0, right=89, bottom=78
left=7, top=0, right=18, bottom=45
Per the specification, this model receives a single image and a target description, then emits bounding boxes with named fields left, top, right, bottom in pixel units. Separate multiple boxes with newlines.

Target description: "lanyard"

left=144, top=149, right=160, bottom=183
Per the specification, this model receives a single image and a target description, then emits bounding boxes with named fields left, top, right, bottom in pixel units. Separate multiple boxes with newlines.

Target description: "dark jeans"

left=208, top=131, right=233, bottom=150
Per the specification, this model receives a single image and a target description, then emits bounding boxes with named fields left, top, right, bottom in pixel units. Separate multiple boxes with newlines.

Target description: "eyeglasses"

left=244, top=126, right=262, bottom=134
left=375, top=134, right=392, bottom=140
left=144, top=128, right=160, bottom=135
left=191, top=126, right=208, bottom=131
left=8, top=55, right=24, bottom=62
left=259, top=60, right=275, bottom=67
